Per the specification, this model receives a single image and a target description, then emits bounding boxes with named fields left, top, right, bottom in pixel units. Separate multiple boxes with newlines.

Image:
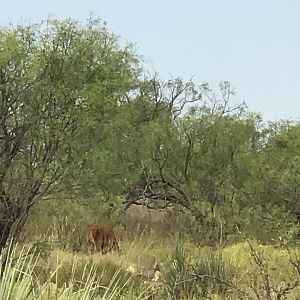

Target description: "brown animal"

left=87, top=224, right=119, bottom=255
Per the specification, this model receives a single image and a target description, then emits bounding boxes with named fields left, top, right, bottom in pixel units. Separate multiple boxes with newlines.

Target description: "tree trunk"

left=0, top=221, right=12, bottom=255
left=0, top=193, right=29, bottom=275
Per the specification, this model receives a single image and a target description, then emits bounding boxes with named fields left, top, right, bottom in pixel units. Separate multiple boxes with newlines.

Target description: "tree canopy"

left=1, top=17, right=300, bottom=259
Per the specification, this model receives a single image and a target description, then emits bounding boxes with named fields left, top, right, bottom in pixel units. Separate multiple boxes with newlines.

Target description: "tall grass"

left=2, top=238, right=300, bottom=299
left=0, top=245, right=150, bottom=300
left=0, top=246, right=39, bottom=300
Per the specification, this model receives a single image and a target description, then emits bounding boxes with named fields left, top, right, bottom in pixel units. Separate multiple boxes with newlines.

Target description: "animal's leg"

left=111, top=233, right=120, bottom=253
left=87, top=226, right=98, bottom=255
left=96, top=237, right=103, bottom=253
left=102, top=233, right=110, bottom=254
left=88, top=240, right=96, bottom=255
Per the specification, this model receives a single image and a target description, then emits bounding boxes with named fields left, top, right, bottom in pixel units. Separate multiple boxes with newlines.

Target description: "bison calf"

left=87, top=224, right=119, bottom=255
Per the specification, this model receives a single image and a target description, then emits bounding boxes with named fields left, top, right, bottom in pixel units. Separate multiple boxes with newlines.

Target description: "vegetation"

left=1, top=17, right=300, bottom=299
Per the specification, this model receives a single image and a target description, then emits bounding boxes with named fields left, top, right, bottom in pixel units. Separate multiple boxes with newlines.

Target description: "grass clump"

left=0, top=245, right=150, bottom=300
left=0, top=246, right=39, bottom=300
left=159, top=245, right=237, bottom=299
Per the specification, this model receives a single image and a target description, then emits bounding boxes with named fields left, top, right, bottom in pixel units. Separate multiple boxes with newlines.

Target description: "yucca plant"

left=192, top=251, right=237, bottom=295
left=0, top=245, right=39, bottom=299
left=0, top=245, right=151, bottom=300
left=161, top=245, right=202, bottom=299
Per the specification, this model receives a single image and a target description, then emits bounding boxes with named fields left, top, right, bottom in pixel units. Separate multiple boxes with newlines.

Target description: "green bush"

left=161, top=245, right=206, bottom=299
left=192, top=251, right=236, bottom=295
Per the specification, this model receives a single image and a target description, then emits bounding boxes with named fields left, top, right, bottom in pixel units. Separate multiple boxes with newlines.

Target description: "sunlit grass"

left=1, top=238, right=300, bottom=299
left=0, top=244, right=151, bottom=300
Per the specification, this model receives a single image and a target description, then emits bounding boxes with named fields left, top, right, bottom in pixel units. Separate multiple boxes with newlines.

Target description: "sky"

left=1, top=0, right=300, bottom=121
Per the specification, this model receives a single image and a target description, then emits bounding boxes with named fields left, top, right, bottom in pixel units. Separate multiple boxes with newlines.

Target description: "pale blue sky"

left=1, top=0, right=300, bottom=121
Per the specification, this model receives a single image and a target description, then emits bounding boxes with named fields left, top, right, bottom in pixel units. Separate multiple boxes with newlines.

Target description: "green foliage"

left=0, top=15, right=142, bottom=257
left=161, top=245, right=237, bottom=299
left=162, top=245, right=199, bottom=299
left=3, top=16, right=300, bottom=300
left=22, top=195, right=126, bottom=253
left=192, top=251, right=236, bottom=295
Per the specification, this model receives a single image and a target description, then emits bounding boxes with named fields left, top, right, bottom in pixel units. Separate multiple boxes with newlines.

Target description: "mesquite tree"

left=0, top=18, right=138, bottom=264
